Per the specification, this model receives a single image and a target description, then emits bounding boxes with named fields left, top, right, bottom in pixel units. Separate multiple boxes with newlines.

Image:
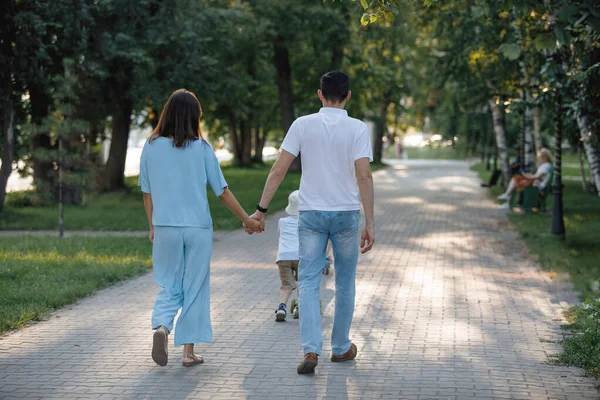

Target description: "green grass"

left=1, top=165, right=302, bottom=231
left=472, top=162, right=600, bottom=378
left=553, top=299, right=600, bottom=379
left=0, top=237, right=152, bottom=334
left=405, top=147, right=467, bottom=160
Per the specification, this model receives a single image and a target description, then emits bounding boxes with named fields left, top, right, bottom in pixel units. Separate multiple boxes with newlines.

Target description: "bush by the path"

left=0, top=237, right=152, bottom=334
left=0, top=164, right=301, bottom=231
left=471, top=162, right=600, bottom=378
left=555, top=299, right=600, bottom=379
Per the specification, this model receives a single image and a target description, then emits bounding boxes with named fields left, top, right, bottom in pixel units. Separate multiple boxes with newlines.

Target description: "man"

left=249, top=71, right=375, bottom=374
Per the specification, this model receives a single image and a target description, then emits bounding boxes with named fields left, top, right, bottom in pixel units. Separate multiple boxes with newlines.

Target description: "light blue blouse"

left=138, top=137, right=228, bottom=228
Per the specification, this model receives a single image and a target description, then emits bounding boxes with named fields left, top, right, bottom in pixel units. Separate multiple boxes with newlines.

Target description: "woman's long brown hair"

left=150, top=89, right=203, bottom=148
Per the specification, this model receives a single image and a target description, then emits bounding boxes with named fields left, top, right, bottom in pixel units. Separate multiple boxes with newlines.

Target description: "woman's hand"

left=243, top=217, right=263, bottom=233
left=149, top=227, right=154, bottom=243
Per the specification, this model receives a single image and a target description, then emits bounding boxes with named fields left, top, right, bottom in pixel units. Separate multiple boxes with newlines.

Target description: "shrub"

left=555, top=298, right=600, bottom=379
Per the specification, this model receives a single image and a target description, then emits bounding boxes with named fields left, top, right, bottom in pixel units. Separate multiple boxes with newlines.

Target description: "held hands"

left=243, top=212, right=265, bottom=234
left=360, top=225, right=375, bottom=254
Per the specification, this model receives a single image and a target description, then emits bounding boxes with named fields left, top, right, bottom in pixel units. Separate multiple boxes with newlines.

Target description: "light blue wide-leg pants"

left=298, top=210, right=360, bottom=356
left=151, top=226, right=213, bottom=346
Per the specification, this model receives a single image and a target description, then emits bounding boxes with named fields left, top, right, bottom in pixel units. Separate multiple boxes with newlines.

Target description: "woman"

left=138, top=89, right=261, bottom=367
left=497, top=148, right=553, bottom=208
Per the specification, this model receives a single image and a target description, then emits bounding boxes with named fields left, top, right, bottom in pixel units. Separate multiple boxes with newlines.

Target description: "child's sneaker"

left=275, top=303, right=287, bottom=322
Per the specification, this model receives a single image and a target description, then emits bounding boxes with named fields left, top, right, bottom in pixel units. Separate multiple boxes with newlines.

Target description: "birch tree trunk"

left=522, top=97, right=535, bottom=172
left=488, top=99, right=511, bottom=186
left=576, top=112, right=600, bottom=196
left=578, top=143, right=589, bottom=191
left=518, top=59, right=536, bottom=172
left=532, top=106, right=542, bottom=152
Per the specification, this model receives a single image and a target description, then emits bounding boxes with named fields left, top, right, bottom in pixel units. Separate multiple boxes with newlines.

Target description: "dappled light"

left=2, top=0, right=600, bottom=397
left=0, top=161, right=597, bottom=398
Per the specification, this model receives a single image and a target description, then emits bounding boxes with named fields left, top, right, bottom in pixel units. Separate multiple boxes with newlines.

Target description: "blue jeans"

left=298, top=210, right=360, bottom=356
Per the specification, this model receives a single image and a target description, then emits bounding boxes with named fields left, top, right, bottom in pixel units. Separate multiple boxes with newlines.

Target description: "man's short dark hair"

left=320, top=71, right=350, bottom=103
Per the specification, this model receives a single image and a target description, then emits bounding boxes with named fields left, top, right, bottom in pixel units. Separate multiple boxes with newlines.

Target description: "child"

left=275, top=190, right=300, bottom=321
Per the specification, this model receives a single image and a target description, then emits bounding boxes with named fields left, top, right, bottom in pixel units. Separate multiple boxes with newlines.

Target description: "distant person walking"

left=247, top=71, right=376, bottom=374
left=138, top=89, right=261, bottom=367
left=395, top=139, right=404, bottom=159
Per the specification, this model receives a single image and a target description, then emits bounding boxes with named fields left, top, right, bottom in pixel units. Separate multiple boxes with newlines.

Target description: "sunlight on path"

left=0, top=160, right=596, bottom=399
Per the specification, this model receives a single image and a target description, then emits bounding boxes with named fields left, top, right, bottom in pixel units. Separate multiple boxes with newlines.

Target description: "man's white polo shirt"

left=280, top=107, right=373, bottom=212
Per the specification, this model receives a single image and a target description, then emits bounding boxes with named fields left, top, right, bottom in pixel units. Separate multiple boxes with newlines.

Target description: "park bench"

left=509, top=164, right=554, bottom=213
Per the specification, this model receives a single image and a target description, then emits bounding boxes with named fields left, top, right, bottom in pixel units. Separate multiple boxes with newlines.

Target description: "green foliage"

left=555, top=299, right=600, bottom=379
left=0, top=237, right=152, bottom=333
left=4, top=191, right=39, bottom=208
left=499, top=43, right=521, bottom=60
left=0, top=165, right=301, bottom=231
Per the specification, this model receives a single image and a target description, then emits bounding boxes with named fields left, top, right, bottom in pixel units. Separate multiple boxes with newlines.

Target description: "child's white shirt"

left=277, top=215, right=299, bottom=262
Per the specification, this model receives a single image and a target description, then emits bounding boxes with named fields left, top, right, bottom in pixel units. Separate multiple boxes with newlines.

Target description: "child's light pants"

left=151, top=226, right=213, bottom=346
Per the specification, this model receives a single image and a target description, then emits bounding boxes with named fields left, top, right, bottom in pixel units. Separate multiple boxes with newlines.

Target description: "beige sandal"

left=182, top=353, right=204, bottom=367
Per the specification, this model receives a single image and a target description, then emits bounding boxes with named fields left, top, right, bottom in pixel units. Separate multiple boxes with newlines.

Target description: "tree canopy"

left=1, top=0, right=600, bottom=211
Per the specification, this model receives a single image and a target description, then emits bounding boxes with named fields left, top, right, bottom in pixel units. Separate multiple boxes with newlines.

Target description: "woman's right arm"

left=143, top=193, right=154, bottom=242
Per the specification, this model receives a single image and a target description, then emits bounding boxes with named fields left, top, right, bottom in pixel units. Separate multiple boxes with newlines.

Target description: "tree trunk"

left=517, top=58, right=536, bottom=171
left=578, top=143, right=589, bottom=191
left=551, top=91, right=565, bottom=239
left=239, top=120, right=252, bottom=166
left=99, top=96, right=133, bottom=192
left=227, top=109, right=240, bottom=158
left=522, top=92, right=535, bottom=172
left=29, top=84, right=55, bottom=200
left=488, top=99, right=511, bottom=186
left=253, top=127, right=265, bottom=164
left=227, top=112, right=252, bottom=167
left=273, top=35, right=300, bottom=172
left=0, top=96, right=14, bottom=212
left=532, top=106, right=542, bottom=152
left=373, top=96, right=390, bottom=164
left=576, top=111, right=600, bottom=196
left=331, top=6, right=350, bottom=69
left=486, top=112, right=495, bottom=170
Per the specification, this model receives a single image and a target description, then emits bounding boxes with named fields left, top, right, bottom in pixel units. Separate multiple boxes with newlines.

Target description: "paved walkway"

left=0, top=160, right=597, bottom=400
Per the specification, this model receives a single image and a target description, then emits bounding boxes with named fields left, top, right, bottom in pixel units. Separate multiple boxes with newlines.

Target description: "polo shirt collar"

left=319, top=107, right=348, bottom=116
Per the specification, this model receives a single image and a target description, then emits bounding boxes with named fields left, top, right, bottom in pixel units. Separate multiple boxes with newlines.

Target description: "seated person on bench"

left=497, top=148, right=553, bottom=209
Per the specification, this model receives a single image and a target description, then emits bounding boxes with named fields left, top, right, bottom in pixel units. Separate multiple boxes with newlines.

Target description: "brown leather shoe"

left=331, top=343, right=357, bottom=362
left=297, top=353, right=318, bottom=374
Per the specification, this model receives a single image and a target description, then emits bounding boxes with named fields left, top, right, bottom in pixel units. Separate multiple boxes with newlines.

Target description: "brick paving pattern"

left=0, top=160, right=597, bottom=400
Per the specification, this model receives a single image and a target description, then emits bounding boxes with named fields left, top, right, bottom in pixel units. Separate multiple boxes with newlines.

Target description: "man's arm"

left=355, top=157, right=375, bottom=253
left=143, top=193, right=154, bottom=242
left=250, top=150, right=296, bottom=228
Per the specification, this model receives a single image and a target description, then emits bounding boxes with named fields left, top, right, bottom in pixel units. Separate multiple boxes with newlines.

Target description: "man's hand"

left=360, top=225, right=375, bottom=254
left=149, top=227, right=154, bottom=243
left=244, top=211, right=265, bottom=234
